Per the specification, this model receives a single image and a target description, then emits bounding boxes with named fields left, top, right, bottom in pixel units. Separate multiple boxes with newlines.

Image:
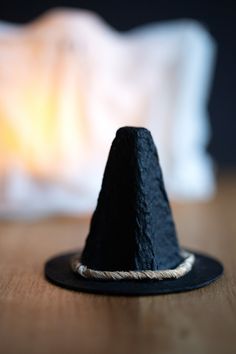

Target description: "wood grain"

left=0, top=173, right=236, bottom=354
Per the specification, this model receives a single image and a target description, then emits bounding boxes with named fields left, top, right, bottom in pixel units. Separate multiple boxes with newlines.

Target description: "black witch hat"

left=45, top=127, right=223, bottom=295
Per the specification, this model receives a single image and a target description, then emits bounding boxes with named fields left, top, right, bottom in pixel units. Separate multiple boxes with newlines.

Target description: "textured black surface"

left=45, top=250, right=224, bottom=296
left=45, top=126, right=224, bottom=294
left=81, top=127, right=183, bottom=271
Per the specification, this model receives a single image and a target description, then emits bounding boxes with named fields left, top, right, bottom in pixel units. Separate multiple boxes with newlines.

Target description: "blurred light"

left=0, top=8, right=216, bottom=218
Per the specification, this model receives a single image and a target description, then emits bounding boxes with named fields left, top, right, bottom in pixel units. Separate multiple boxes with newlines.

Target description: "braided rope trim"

left=71, top=251, right=195, bottom=281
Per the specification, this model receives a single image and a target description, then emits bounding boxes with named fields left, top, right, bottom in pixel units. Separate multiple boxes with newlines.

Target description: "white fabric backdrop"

left=0, top=9, right=216, bottom=218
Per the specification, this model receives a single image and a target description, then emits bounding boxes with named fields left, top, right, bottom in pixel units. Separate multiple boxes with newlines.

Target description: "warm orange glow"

left=0, top=9, right=149, bottom=183
left=0, top=9, right=216, bottom=217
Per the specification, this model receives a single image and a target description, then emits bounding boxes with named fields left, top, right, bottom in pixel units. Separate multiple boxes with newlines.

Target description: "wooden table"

left=0, top=174, right=236, bottom=354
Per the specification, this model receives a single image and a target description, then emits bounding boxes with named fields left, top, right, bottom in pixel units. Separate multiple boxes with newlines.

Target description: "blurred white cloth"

left=0, top=8, right=216, bottom=218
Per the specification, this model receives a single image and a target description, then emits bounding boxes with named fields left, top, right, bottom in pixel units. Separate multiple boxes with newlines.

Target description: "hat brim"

left=45, top=249, right=223, bottom=296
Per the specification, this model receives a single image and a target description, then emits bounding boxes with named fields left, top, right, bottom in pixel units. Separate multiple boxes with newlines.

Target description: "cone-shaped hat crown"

left=81, top=127, right=183, bottom=271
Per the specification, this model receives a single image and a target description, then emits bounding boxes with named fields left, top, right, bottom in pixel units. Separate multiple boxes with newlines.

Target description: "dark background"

left=0, top=0, right=235, bottom=167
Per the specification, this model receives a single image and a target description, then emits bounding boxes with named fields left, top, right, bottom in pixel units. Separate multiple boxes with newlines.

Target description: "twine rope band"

left=71, top=251, right=195, bottom=281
